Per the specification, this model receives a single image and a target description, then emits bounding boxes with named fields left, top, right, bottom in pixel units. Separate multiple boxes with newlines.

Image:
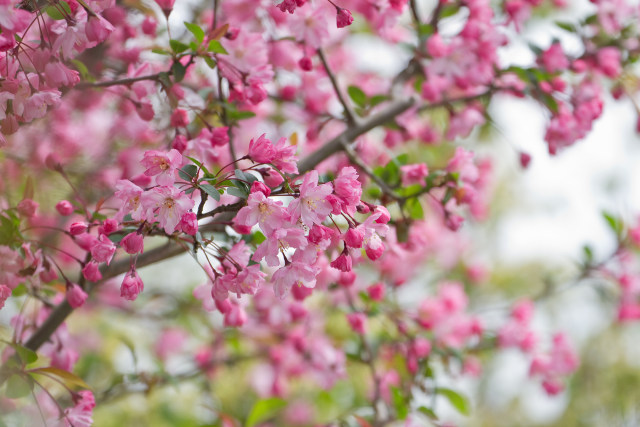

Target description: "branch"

left=75, top=73, right=164, bottom=89
left=297, top=97, right=418, bottom=174
left=317, top=48, right=358, bottom=126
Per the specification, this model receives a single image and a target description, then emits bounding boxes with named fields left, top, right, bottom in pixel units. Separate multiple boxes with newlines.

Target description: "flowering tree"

left=1, top=0, right=640, bottom=425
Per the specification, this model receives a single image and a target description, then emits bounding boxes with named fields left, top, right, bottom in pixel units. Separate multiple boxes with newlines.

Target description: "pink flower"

left=66, top=283, right=88, bottom=308
left=56, top=200, right=74, bottom=216
left=288, top=171, right=333, bottom=227
left=155, top=0, right=175, bottom=15
left=85, top=15, right=115, bottom=44
left=0, top=285, right=11, bottom=309
left=141, top=149, right=183, bottom=186
left=91, top=234, right=116, bottom=265
left=63, top=390, right=95, bottom=427
left=540, top=42, right=569, bottom=73
left=210, top=127, right=229, bottom=146
left=400, top=163, right=429, bottom=187
left=331, top=252, right=352, bottom=272
left=235, top=191, right=288, bottom=235
left=121, top=268, right=144, bottom=301
left=343, top=227, right=364, bottom=248
left=82, top=261, right=103, bottom=282
left=272, top=261, right=317, bottom=299
left=142, top=186, right=195, bottom=234
left=170, top=108, right=189, bottom=128
left=120, top=232, right=144, bottom=254
left=250, top=181, right=271, bottom=197
left=597, top=47, right=621, bottom=78
left=178, top=211, right=198, bottom=235
left=343, top=312, right=365, bottom=335
left=272, top=137, right=299, bottom=174
left=69, top=222, right=88, bottom=236
left=367, top=283, right=385, bottom=301
left=248, top=134, right=277, bottom=164
left=17, top=199, right=38, bottom=217
left=253, top=227, right=307, bottom=267
left=333, top=166, right=362, bottom=214
left=114, top=180, right=146, bottom=222
left=231, top=264, right=266, bottom=297
left=336, top=8, right=354, bottom=28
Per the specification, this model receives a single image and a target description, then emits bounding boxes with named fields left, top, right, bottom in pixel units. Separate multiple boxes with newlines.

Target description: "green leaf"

left=45, top=1, right=72, bottom=20
left=186, top=156, right=211, bottom=176
left=583, top=244, right=594, bottom=265
left=208, top=40, right=228, bottom=54
left=369, top=94, right=389, bottom=107
left=200, top=184, right=221, bottom=201
left=31, top=367, right=91, bottom=389
left=169, top=39, right=189, bottom=53
left=179, top=164, right=199, bottom=182
left=11, top=283, right=27, bottom=297
left=555, top=21, right=576, bottom=32
left=184, top=22, right=205, bottom=44
left=405, top=198, right=424, bottom=220
left=151, top=48, right=172, bottom=56
left=11, top=343, right=37, bottom=365
left=437, top=387, right=470, bottom=416
left=245, top=398, right=286, bottom=427
left=226, top=109, right=256, bottom=121
left=347, top=86, right=367, bottom=108
left=71, top=59, right=90, bottom=80
left=391, top=386, right=408, bottom=420
left=5, top=374, right=34, bottom=398
left=602, top=211, right=623, bottom=236
left=252, top=231, right=266, bottom=245
left=227, top=187, right=248, bottom=199
left=171, top=62, right=187, bottom=83
left=418, top=406, right=438, bottom=420
left=204, top=57, right=217, bottom=69
left=440, top=4, right=460, bottom=18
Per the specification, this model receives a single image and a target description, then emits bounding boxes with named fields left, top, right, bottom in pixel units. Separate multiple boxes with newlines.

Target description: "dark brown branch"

left=75, top=73, right=164, bottom=89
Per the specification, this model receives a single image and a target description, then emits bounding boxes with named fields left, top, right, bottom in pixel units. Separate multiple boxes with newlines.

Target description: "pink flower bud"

left=214, top=298, right=232, bottom=314
left=262, top=168, right=284, bottom=187
left=412, top=338, right=431, bottom=358
left=69, top=222, right=88, bottom=236
left=66, top=283, right=88, bottom=308
left=141, top=16, right=157, bottom=36
left=170, top=108, right=190, bottom=128
left=367, top=283, right=385, bottom=301
left=91, top=234, right=116, bottom=264
left=179, top=212, right=198, bottom=235
left=17, top=199, right=38, bottom=217
left=519, top=151, right=531, bottom=168
left=120, top=232, right=144, bottom=254
left=346, top=312, right=366, bottom=334
left=56, top=200, right=74, bottom=216
left=248, top=134, right=276, bottom=163
left=336, top=7, right=354, bottom=28
left=85, top=15, right=115, bottom=44
left=338, top=271, right=356, bottom=287
left=155, top=0, right=175, bottom=16
left=445, top=213, right=464, bottom=231
left=291, top=283, right=313, bottom=300
left=99, top=218, right=119, bottom=235
left=172, top=134, right=188, bottom=153
left=374, top=206, right=390, bottom=224
left=120, top=268, right=144, bottom=301
left=82, top=261, right=103, bottom=282
left=250, top=181, right=271, bottom=197
left=298, top=57, right=312, bottom=71
left=344, top=227, right=364, bottom=248
left=210, top=127, right=229, bottom=146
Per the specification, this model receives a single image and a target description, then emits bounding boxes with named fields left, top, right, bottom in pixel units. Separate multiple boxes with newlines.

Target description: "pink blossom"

left=540, top=42, right=569, bottom=73
left=17, top=199, right=38, bottom=217
left=0, top=285, right=11, bottom=309
left=121, top=268, right=144, bottom=301
left=82, top=261, right=103, bottom=282
left=120, top=232, right=144, bottom=254
left=367, top=283, right=385, bottom=301
left=288, top=171, right=333, bottom=227
left=344, top=227, right=364, bottom=248
left=333, top=166, right=362, bottom=214
left=67, top=283, right=88, bottom=308
left=90, top=234, right=116, bottom=265
left=272, top=261, right=317, bottom=299
left=113, top=180, right=146, bottom=222
left=170, top=109, right=190, bottom=128
left=253, top=227, right=307, bottom=267
left=336, top=8, right=354, bottom=28
left=400, top=163, right=429, bottom=187
left=85, top=15, right=115, bottom=44
left=142, top=186, right=195, bottom=234
left=248, top=134, right=277, bottom=163
left=235, top=191, right=288, bottom=234
left=155, top=0, right=175, bottom=15
left=63, top=390, right=95, bottom=427
left=210, top=127, right=229, bottom=146
left=346, top=312, right=367, bottom=334
left=56, top=200, right=74, bottom=216
left=141, top=149, right=183, bottom=186
left=330, top=252, right=352, bottom=272
left=596, top=47, right=622, bottom=78
left=272, top=137, right=299, bottom=174
left=69, top=222, right=88, bottom=236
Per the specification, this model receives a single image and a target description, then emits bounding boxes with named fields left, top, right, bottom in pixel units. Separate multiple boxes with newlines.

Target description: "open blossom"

left=288, top=171, right=333, bottom=227
left=248, top=134, right=277, bottom=163
left=142, top=186, right=195, bottom=234
left=272, top=137, right=299, bottom=174
left=333, top=166, right=362, bottom=214
left=358, top=211, right=389, bottom=260
left=141, top=149, right=183, bottom=186
left=63, top=390, right=95, bottom=427
left=530, top=333, right=579, bottom=395
left=400, top=163, right=429, bottom=187
left=253, top=227, right=307, bottom=267
left=114, top=180, right=146, bottom=222
left=235, top=191, right=288, bottom=234
left=85, top=15, right=115, bottom=44
left=231, top=264, right=267, bottom=297
left=272, top=261, right=317, bottom=299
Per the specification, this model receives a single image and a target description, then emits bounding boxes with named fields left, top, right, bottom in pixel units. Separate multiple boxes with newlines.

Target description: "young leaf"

left=171, top=62, right=187, bottom=83
left=169, top=39, right=189, bottom=53
left=5, top=374, right=34, bottom=398
left=347, top=86, right=367, bottom=108
left=245, top=398, right=286, bottom=427
left=405, top=197, right=424, bottom=220
left=437, top=387, right=470, bottom=416
left=31, top=367, right=91, bottom=389
left=184, top=22, right=205, bottom=44
left=391, top=386, right=408, bottom=420
left=208, top=40, right=228, bottom=54
left=179, top=164, right=199, bottom=182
